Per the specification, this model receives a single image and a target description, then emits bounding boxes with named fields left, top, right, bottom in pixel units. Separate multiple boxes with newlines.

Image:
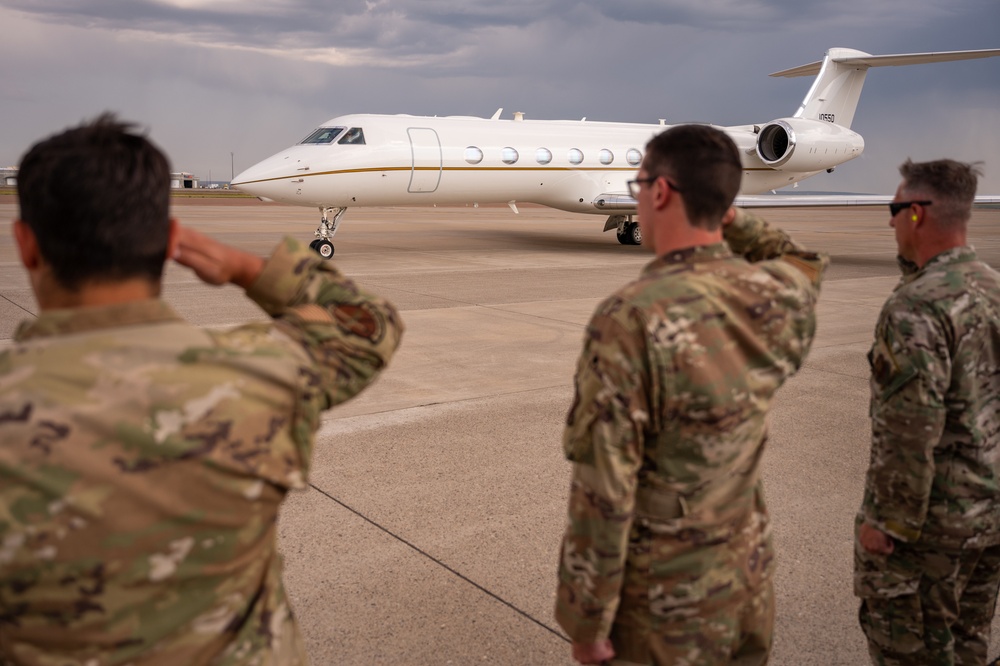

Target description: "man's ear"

left=13, top=220, right=41, bottom=270
left=722, top=207, right=737, bottom=227
left=652, top=176, right=672, bottom=211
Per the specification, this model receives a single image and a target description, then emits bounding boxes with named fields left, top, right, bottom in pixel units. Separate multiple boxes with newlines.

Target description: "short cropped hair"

left=17, top=113, right=172, bottom=290
left=643, top=124, right=743, bottom=230
left=899, top=158, right=981, bottom=229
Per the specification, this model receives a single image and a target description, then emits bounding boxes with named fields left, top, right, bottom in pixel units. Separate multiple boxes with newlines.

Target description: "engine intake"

left=755, top=118, right=864, bottom=171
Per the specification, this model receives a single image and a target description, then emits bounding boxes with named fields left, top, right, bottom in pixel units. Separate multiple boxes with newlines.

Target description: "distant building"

left=170, top=172, right=199, bottom=189
left=1, top=166, right=16, bottom=187
left=3, top=167, right=202, bottom=189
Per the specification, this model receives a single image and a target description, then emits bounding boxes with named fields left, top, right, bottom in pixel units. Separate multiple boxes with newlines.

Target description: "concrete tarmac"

left=1, top=196, right=999, bottom=665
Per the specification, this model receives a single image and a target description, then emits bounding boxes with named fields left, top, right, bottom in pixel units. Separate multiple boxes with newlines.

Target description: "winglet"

left=491, top=108, right=503, bottom=120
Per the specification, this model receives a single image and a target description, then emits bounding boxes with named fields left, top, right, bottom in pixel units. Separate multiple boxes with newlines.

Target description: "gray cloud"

left=1, top=0, right=998, bottom=194
left=2, top=0, right=557, bottom=54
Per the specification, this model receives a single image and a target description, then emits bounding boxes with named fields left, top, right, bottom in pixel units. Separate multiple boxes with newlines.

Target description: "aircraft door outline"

left=407, top=127, right=442, bottom=193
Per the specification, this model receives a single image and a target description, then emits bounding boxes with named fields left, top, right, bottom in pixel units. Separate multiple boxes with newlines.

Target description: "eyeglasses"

left=888, top=200, right=932, bottom=217
left=626, top=176, right=683, bottom=198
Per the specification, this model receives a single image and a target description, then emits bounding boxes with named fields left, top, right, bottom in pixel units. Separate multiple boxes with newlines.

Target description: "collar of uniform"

left=14, top=299, right=184, bottom=342
left=895, top=255, right=920, bottom=277
left=919, top=245, right=977, bottom=273
left=643, top=242, right=732, bottom=275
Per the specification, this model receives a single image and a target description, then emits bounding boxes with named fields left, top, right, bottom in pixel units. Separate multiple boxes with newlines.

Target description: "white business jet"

left=231, top=47, right=1000, bottom=258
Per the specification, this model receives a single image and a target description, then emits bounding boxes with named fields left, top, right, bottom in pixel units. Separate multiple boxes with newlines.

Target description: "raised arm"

left=723, top=208, right=828, bottom=288
left=173, top=222, right=403, bottom=413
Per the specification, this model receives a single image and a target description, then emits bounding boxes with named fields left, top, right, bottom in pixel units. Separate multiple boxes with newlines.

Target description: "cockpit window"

left=300, top=127, right=345, bottom=144
left=338, top=128, right=366, bottom=145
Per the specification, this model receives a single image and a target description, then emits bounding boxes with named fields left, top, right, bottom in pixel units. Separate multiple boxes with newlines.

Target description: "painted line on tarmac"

left=308, top=482, right=570, bottom=644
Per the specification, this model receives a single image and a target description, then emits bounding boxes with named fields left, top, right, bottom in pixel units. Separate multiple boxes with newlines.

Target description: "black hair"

left=17, top=112, right=172, bottom=290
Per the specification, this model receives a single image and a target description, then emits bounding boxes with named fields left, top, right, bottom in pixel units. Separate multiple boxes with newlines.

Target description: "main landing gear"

left=605, top=215, right=642, bottom=245
left=309, top=206, right=346, bottom=259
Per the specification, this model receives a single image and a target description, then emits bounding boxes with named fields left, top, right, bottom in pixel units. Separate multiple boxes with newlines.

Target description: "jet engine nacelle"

left=755, top=118, right=864, bottom=171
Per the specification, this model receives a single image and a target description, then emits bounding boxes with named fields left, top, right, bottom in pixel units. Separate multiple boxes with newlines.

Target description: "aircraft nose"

left=230, top=151, right=301, bottom=201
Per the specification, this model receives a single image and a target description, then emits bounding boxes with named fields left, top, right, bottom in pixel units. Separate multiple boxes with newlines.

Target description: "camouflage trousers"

left=606, top=508, right=775, bottom=665
left=607, top=579, right=773, bottom=666
left=855, top=535, right=1000, bottom=666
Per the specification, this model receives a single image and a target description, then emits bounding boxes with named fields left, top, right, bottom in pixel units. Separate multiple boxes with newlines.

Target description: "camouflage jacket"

left=555, top=210, right=827, bottom=643
left=0, top=238, right=403, bottom=665
left=861, top=246, right=1000, bottom=549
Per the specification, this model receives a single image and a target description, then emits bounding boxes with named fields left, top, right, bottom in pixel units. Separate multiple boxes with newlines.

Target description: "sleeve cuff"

left=246, top=237, right=327, bottom=314
left=554, top=595, right=616, bottom=644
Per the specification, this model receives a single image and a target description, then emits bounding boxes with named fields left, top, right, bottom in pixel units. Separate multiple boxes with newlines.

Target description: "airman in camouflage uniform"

left=555, top=125, right=827, bottom=665
left=855, top=159, right=1000, bottom=666
left=0, top=114, right=402, bottom=665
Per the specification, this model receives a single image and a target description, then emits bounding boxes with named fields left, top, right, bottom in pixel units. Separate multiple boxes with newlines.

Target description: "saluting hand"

left=171, top=222, right=264, bottom=290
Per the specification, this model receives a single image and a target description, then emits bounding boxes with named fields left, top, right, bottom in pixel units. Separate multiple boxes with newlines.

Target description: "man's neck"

left=653, top=226, right=723, bottom=257
left=37, top=278, right=160, bottom=310
left=915, top=236, right=967, bottom=269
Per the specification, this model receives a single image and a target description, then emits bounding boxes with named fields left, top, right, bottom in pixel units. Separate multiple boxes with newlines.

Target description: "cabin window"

left=599, top=149, right=614, bottom=165
left=338, top=128, right=366, bottom=145
left=465, top=146, right=484, bottom=164
left=626, top=148, right=642, bottom=166
left=568, top=148, right=584, bottom=165
left=535, top=148, right=552, bottom=165
left=300, top=127, right=345, bottom=144
left=502, top=147, right=519, bottom=164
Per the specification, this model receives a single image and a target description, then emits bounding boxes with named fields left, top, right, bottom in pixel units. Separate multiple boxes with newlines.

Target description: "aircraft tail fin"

left=772, top=47, right=1000, bottom=129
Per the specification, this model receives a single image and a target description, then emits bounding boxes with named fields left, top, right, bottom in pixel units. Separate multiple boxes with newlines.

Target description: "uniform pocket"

left=868, top=334, right=919, bottom=405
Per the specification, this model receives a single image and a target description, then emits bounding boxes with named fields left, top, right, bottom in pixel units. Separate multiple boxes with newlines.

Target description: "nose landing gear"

left=309, top=239, right=335, bottom=258
left=311, top=206, right=347, bottom=259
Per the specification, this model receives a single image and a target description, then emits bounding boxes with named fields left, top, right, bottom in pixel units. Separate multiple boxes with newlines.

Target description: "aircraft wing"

left=598, top=193, right=999, bottom=214
left=735, top=194, right=1000, bottom=207
left=735, top=194, right=891, bottom=207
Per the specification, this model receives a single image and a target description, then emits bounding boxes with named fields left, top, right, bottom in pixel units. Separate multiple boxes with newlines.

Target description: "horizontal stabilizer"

left=771, top=48, right=1000, bottom=78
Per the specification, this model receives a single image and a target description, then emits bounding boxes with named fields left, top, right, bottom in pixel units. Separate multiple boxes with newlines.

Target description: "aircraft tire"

left=315, top=240, right=335, bottom=259
left=309, top=239, right=320, bottom=251
left=629, top=222, right=642, bottom=246
left=617, top=228, right=631, bottom=245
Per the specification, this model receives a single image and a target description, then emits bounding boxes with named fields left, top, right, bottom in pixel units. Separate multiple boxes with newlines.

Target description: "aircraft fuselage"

left=233, top=113, right=863, bottom=214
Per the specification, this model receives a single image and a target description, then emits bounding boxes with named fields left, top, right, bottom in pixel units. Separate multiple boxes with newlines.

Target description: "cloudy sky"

left=2, top=0, right=998, bottom=193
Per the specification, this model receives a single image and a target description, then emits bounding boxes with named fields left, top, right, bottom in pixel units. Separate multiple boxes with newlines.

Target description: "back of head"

left=17, top=113, right=172, bottom=290
left=644, top=124, right=742, bottom=230
left=899, top=158, right=981, bottom=229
